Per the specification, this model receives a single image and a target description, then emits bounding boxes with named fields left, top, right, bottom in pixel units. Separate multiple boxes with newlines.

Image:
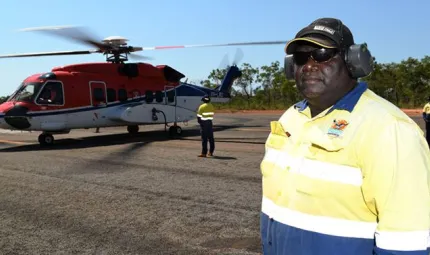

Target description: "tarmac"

left=0, top=112, right=425, bottom=255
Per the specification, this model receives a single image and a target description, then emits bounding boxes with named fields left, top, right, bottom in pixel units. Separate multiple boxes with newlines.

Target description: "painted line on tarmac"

left=0, top=130, right=33, bottom=134
left=0, top=139, right=32, bottom=145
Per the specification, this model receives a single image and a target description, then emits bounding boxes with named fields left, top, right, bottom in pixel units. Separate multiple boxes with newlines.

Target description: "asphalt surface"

left=0, top=113, right=280, bottom=255
left=0, top=112, right=425, bottom=255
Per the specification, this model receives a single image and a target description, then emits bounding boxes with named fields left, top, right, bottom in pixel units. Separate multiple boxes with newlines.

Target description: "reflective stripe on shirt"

left=197, top=103, right=215, bottom=121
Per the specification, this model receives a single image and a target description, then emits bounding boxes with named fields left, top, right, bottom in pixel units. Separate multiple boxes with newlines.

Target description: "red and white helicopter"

left=0, top=26, right=287, bottom=145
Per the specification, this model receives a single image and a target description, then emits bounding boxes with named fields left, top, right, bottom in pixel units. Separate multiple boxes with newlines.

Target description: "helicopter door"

left=89, top=81, right=107, bottom=106
left=164, top=86, right=176, bottom=105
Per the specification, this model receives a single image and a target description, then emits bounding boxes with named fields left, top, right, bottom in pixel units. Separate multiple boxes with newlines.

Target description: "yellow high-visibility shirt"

left=423, top=103, right=430, bottom=114
left=260, top=82, right=430, bottom=255
left=197, top=102, right=214, bottom=121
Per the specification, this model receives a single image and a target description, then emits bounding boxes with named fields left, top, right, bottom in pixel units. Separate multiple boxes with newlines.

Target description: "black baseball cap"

left=285, top=18, right=355, bottom=54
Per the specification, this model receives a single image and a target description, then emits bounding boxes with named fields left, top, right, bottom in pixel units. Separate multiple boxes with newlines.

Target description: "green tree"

left=257, top=61, right=280, bottom=108
left=0, top=96, right=9, bottom=103
left=235, top=63, right=259, bottom=107
left=200, top=68, right=228, bottom=89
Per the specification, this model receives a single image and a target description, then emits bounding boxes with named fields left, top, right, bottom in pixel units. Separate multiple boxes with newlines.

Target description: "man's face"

left=292, top=39, right=351, bottom=102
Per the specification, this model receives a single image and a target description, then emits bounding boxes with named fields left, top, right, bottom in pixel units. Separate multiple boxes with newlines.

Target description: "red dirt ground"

left=401, top=109, right=422, bottom=116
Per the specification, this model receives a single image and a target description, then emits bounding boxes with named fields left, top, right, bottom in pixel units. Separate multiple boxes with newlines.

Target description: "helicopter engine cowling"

left=4, top=104, right=31, bottom=130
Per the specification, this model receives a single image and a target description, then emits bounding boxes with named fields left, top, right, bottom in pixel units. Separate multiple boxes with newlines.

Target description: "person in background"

left=260, top=17, right=430, bottom=255
left=197, top=95, right=215, bottom=157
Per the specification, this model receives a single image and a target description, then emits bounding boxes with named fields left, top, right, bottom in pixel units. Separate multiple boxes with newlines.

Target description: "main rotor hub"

left=100, top=36, right=135, bottom=63
left=102, top=36, right=129, bottom=47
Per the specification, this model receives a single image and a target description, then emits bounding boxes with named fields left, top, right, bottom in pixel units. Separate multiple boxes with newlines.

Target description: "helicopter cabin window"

left=10, top=82, right=42, bottom=103
left=36, top=81, right=64, bottom=105
left=167, top=90, right=175, bottom=103
left=93, top=88, right=105, bottom=102
left=155, top=91, right=163, bottom=103
left=107, top=88, right=116, bottom=102
left=118, top=89, right=127, bottom=101
left=145, top=90, right=154, bottom=103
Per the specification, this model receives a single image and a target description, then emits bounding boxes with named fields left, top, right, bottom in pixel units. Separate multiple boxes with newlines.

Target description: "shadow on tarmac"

left=0, top=124, right=267, bottom=153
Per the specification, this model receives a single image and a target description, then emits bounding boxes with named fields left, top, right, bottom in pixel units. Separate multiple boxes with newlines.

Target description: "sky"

left=0, top=0, right=429, bottom=96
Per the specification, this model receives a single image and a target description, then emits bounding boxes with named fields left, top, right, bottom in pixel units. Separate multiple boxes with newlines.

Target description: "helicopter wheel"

left=169, top=126, right=182, bottom=137
left=127, top=125, right=139, bottom=134
left=38, top=133, right=54, bottom=146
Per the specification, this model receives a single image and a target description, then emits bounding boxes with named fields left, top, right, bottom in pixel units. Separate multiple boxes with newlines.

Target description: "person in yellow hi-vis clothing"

left=197, top=95, right=215, bottom=157
left=422, top=97, right=430, bottom=145
left=260, top=17, right=430, bottom=255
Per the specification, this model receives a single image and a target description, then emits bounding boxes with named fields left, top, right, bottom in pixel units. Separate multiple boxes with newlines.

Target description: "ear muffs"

left=284, top=55, right=295, bottom=80
left=344, top=43, right=375, bottom=78
left=337, top=20, right=375, bottom=78
left=283, top=43, right=375, bottom=80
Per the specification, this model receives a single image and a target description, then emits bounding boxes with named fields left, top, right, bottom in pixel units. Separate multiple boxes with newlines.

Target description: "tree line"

left=0, top=95, right=7, bottom=103
left=200, top=55, right=430, bottom=110
left=1, top=55, right=429, bottom=109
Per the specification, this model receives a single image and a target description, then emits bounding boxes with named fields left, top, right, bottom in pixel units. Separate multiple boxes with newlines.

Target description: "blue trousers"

left=200, top=120, right=214, bottom=154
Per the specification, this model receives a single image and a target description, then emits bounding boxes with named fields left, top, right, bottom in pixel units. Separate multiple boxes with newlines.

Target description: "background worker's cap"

left=201, top=95, right=210, bottom=102
left=285, top=18, right=355, bottom=54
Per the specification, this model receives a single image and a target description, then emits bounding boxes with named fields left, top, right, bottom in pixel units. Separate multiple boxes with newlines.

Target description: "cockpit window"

left=9, top=82, right=43, bottom=102
left=36, top=81, right=64, bottom=105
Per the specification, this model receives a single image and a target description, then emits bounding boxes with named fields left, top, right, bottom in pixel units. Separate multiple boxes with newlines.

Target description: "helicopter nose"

left=4, top=104, right=31, bottom=129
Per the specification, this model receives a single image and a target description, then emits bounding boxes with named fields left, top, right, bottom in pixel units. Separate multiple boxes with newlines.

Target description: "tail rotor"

left=232, top=48, right=244, bottom=66
left=218, top=48, right=245, bottom=69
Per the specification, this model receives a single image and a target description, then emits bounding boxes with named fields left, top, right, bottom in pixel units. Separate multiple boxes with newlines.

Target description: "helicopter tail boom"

left=217, top=65, right=242, bottom=97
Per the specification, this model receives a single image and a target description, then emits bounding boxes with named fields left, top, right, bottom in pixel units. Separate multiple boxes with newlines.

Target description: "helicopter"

left=0, top=26, right=287, bottom=146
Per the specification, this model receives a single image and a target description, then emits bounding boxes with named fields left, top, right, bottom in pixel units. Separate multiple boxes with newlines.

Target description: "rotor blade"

left=129, top=46, right=143, bottom=52
left=128, top=53, right=153, bottom=61
left=140, top=40, right=288, bottom=51
left=18, top=25, right=108, bottom=50
left=233, top=48, right=244, bottom=66
left=218, top=53, right=230, bottom=69
left=0, top=50, right=97, bottom=59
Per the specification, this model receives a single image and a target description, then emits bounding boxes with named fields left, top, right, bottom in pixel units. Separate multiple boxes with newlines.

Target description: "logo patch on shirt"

left=328, top=119, right=349, bottom=137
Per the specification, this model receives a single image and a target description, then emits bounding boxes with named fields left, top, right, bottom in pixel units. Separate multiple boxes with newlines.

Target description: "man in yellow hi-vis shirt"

left=197, top=95, right=215, bottom=157
left=260, top=17, right=430, bottom=255
left=423, top=98, right=430, bottom=145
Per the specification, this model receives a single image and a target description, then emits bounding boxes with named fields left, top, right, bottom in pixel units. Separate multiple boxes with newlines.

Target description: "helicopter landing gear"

left=169, top=123, right=182, bottom=137
left=38, top=133, right=54, bottom=146
left=127, top=125, right=139, bottom=134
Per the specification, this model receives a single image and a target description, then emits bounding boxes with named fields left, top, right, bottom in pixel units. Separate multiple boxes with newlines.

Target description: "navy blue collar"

left=294, top=81, right=368, bottom=114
